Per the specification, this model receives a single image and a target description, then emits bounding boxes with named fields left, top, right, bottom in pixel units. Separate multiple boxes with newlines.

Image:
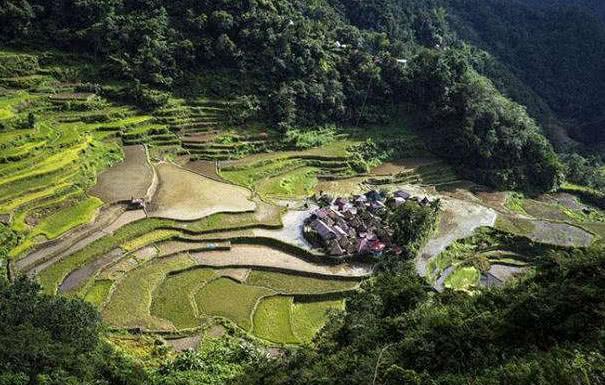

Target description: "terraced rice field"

left=88, top=145, right=154, bottom=203
left=148, top=162, right=256, bottom=220
left=5, top=50, right=604, bottom=348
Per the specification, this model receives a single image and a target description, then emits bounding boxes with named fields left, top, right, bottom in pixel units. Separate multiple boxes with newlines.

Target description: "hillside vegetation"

left=0, top=0, right=566, bottom=192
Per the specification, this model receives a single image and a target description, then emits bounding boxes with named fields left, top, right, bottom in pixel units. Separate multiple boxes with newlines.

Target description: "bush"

left=102, top=83, right=169, bottom=111
left=285, top=126, right=337, bottom=150
left=0, top=53, right=39, bottom=78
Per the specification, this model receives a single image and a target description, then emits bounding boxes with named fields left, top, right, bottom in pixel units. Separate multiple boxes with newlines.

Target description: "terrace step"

left=156, top=115, right=221, bottom=124
left=191, top=154, right=234, bottom=161
left=182, top=140, right=267, bottom=150
left=180, top=131, right=221, bottom=143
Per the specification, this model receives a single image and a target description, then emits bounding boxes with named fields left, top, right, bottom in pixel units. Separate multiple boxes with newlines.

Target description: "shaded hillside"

left=444, top=0, right=605, bottom=146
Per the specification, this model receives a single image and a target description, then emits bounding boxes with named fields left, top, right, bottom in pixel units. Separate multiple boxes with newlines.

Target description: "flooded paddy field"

left=148, top=162, right=256, bottom=220
left=89, top=145, right=154, bottom=203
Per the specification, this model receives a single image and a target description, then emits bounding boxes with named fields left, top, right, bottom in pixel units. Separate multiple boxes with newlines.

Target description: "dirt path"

left=190, top=244, right=373, bottom=278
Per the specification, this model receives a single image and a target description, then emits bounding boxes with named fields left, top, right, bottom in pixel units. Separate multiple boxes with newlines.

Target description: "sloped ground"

left=88, top=145, right=155, bottom=203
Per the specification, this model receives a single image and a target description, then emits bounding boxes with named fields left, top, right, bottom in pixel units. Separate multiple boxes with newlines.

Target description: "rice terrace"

left=1, top=48, right=604, bottom=356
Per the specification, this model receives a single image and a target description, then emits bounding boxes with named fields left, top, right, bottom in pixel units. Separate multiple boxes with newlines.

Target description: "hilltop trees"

left=0, top=0, right=565, bottom=192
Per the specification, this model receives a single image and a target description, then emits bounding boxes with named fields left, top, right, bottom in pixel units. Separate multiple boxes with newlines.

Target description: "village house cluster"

left=304, top=189, right=431, bottom=258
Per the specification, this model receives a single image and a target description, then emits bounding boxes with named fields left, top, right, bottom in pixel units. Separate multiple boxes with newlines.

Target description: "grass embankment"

left=101, top=254, right=195, bottom=330
left=253, top=296, right=299, bottom=344
left=32, top=197, right=103, bottom=240
left=141, top=267, right=355, bottom=343
left=37, top=203, right=282, bottom=295
left=195, top=277, right=275, bottom=331
left=220, top=139, right=357, bottom=196
left=122, top=230, right=181, bottom=252
left=290, top=299, right=344, bottom=342
left=37, top=218, right=171, bottom=294
left=83, top=279, right=114, bottom=307
left=247, top=271, right=358, bottom=294
left=256, top=166, right=319, bottom=198
left=150, top=268, right=216, bottom=330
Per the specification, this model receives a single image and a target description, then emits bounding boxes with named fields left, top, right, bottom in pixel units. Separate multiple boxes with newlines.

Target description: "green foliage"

left=0, top=277, right=99, bottom=382
left=242, top=245, right=605, bottom=385
left=0, top=224, right=20, bottom=280
left=155, top=336, right=265, bottom=385
left=285, top=126, right=337, bottom=150
left=386, top=199, right=440, bottom=257
left=0, top=53, right=39, bottom=78
left=561, top=153, right=605, bottom=190
left=408, top=49, right=563, bottom=192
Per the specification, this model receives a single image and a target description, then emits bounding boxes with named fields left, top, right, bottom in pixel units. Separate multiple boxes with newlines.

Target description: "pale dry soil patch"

left=252, top=205, right=317, bottom=251
left=165, top=335, right=202, bottom=352
left=527, top=220, right=594, bottom=247
left=89, top=145, right=154, bottom=203
left=183, top=159, right=227, bottom=183
left=190, top=244, right=373, bottom=278
left=370, top=158, right=439, bottom=175
left=148, top=162, right=255, bottom=221
left=488, top=264, right=528, bottom=282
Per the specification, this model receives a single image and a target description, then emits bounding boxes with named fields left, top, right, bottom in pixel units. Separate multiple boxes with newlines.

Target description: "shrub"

left=285, top=125, right=337, bottom=150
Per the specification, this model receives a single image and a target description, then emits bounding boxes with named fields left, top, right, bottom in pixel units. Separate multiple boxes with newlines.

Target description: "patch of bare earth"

left=528, top=221, right=594, bottom=247
left=216, top=268, right=251, bottom=282
left=156, top=240, right=230, bottom=257
left=190, top=244, right=372, bottom=278
left=148, top=162, right=256, bottom=221
left=411, top=185, right=498, bottom=276
left=184, top=160, right=227, bottom=183
left=370, top=158, right=438, bottom=175
left=165, top=335, right=202, bottom=352
left=59, top=248, right=123, bottom=293
left=89, top=145, right=154, bottom=203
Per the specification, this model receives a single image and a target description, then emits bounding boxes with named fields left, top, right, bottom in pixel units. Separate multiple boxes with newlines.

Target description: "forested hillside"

left=0, top=0, right=570, bottom=192
left=444, top=0, right=605, bottom=146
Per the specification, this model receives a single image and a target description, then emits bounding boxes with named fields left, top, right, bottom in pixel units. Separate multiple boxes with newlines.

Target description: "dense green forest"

left=1, top=0, right=584, bottom=192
